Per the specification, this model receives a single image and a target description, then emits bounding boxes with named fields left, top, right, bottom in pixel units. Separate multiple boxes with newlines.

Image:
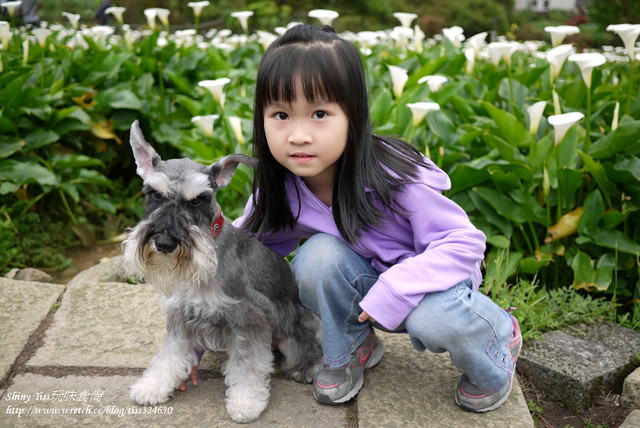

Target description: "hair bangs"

left=259, top=43, right=347, bottom=108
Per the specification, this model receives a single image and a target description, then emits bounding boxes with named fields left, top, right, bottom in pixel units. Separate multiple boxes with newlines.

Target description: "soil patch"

left=47, top=241, right=123, bottom=284
left=519, top=374, right=634, bottom=427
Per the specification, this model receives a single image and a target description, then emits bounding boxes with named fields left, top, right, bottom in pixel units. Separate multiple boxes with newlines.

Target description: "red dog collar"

left=210, top=209, right=224, bottom=238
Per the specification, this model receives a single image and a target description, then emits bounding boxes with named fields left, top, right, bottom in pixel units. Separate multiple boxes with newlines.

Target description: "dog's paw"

left=226, top=400, right=266, bottom=424
left=287, top=361, right=322, bottom=384
left=288, top=369, right=314, bottom=384
left=130, top=377, right=173, bottom=406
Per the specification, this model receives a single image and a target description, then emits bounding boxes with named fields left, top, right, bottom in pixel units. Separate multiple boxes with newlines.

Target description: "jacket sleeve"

left=232, top=195, right=301, bottom=257
left=358, top=181, right=486, bottom=330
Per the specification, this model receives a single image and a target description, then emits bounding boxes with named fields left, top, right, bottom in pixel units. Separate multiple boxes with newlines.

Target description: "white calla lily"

left=308, top=9, right=339, bottom=26
left=0, top=21, right=10, bottom=50
left=390, top=26, right=413, bottom=50
left=33, top=27, right=52, bottom=48
left=62, top=12, right=81, bottom=30
left=612, top=102, right=620, bottom=131
left=606, top=23, right=640, bottom=59
left=231, top=11, right=253, bottom=34
left=527, top=101, right=547, bottom=135
left=466, top=31, right=488, bottom=58
left=418, top=75, right=447, bottom=92
left=393, top=12, right=417, bottom=28
left=489, top=41, right=518, bottom=67
left=191, top=115, right=219, bottom=137
left=105, top=7, right=126, bottom=25
left=143, top=9, right=157, bottom=31
left=464, top=47, right=475, bottom=74
left=406, top=102, right=440, bottom=127
left=548, top=112, right=584, bottom=145
left=414, top=25, right=425, bottom=53
left=568, top=53, right=606, bottom=88
left=22, top=39, right=28, bottom=65
left=442, top=26, right=465, bottom=48
left=188, top=1, right=210, bottom=19
left=198, top=78, right=231, bottom=107
left=154, top=8, right=170, bottom=29
left=544, top=25, right=580, bottom=47
left=228, top=116, right=245, bottom=145
left=547, top=44, right=574, bottom=83
left=387, top=65, right=408, bottom=98
left=1, top=1, right=21, bottom=18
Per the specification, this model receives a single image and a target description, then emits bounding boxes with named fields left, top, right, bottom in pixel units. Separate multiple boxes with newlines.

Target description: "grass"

left=481, top=248, right=635, bottom=341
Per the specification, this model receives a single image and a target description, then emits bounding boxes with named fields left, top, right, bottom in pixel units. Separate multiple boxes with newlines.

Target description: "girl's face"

left=263, top=87, right=349, bottom=202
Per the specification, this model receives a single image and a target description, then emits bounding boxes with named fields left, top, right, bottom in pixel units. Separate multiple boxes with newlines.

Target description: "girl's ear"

left=209, top=154, right=258, bottom=189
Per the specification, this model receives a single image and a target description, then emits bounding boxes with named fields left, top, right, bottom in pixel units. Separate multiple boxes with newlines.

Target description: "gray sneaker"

left=455, top=313, right=522, bottom=413
left=313, top=328, right=384, bottom=404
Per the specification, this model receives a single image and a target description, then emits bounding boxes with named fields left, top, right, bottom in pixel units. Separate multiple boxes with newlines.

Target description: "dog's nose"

left=154, top=234, right=178, bottom=253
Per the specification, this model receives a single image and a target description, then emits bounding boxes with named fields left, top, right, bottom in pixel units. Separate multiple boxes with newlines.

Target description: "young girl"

left=233, top=24, right=521, bottom=412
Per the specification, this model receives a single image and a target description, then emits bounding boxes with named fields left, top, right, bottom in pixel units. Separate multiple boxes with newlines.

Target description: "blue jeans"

left=292, top=233, right=515, bottom=392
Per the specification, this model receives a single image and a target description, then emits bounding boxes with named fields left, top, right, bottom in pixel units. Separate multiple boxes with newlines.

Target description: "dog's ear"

left=129, top=120, right=162, bottom=179
left=209, top=154, right=258, bottom=189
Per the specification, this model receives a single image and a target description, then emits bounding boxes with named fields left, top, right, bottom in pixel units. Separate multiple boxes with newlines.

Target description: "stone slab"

left=0, top=373, right=347, bottom=427
left=621, top=410, right=640, bottom=428
left=0, top=278, right=65, bottom=380
left=518, top=322, right=640, bottom=413
left=623, top=367, right=640, bottom=407
left=29, top=280, right=166, bottom=368
left=358, top=331, right=534, bottom=427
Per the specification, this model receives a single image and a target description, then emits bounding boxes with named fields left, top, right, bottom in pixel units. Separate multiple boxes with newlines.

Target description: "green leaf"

left=24, top=130, right=60, bottom=150
left=519, top=256, right=551, bottom=274
left=71, top=169, right=112, bottom=188
left=473, top=186, right=526, bottom=224
left=88, top=195, right=116, bottom=213
left=0, top=159, right=59, bottom=187
left=482, top=101, right=530, bottom=148
left=61, top=182, right=79, bottom=202
left=426, top=109, right=458, bottom=145
left=370, top=90, right=392, bottom=126
left=571, top=251, right=615, bottom=292
left=589, top=119, right=640, bottom=159
left=578, top=151, right=618, bottom=198
left=614, top=155, right=640, bottom=182
left=53, top=154, right=104, bottom=170
left=95, top=88, right=143, bottom=110
left=578, top=189, right=604, bottom=235
left=585, top=229, right=640, bottom=255
left=483, top=133, right=529, bottom=164
left=164, top=68, right=194, bottom=94
left=0, top=137, right=24, bottom=158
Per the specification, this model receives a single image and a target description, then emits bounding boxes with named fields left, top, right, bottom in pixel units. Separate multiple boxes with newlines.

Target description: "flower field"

left=0, top=6, right=639, bottom=315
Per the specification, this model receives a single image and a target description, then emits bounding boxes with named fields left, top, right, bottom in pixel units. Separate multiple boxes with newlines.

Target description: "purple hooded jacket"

left=233, top=158, right=486, bottom=330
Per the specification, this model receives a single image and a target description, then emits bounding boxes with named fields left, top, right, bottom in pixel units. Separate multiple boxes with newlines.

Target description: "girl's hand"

left=358, top=311, right=376, bottom=324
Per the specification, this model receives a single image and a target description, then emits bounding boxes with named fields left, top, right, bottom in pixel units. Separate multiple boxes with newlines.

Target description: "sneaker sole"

left=314, top=339, right=385, bottom=405
left=454, top=377, right=514, bottom=413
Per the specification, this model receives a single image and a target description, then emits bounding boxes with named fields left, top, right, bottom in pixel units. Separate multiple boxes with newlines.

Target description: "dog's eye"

left=190, top=196, right=202, bottom=206
left=152, top=191, right=163, bottom=201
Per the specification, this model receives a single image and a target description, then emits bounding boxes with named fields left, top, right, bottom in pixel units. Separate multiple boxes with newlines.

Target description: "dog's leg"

left=130, top=328, right=196, bottom=406
left=222, top=328, right=274, bottom=423
left=278, top=306, right=323, bottom=383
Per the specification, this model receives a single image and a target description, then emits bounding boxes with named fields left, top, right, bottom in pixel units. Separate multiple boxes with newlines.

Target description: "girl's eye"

left=274, top=112, right=288, bottom=120
left=313, top=111, right=328, bottom=119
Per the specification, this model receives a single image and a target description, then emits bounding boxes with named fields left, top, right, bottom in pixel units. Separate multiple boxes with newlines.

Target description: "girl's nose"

left=288, top=121, right=312, bottom=145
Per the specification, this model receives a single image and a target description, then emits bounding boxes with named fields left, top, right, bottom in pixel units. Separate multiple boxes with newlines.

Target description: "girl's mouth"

left=291, top=153, right=315, bottom=163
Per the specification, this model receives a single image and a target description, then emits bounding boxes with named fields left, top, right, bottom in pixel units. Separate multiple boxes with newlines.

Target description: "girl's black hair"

left=245, top=24, right=430, bottom=244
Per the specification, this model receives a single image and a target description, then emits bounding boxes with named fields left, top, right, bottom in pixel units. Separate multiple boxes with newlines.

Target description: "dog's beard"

left=123, top=220, right=218, bottom=296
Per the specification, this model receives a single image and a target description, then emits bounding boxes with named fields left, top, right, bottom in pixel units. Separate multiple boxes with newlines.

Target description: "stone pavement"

left=0, top=255, right=535, bottom=427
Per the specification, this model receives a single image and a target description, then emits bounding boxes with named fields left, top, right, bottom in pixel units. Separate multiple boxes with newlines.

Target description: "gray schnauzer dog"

left=123, top=120, right=322, bottom=423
